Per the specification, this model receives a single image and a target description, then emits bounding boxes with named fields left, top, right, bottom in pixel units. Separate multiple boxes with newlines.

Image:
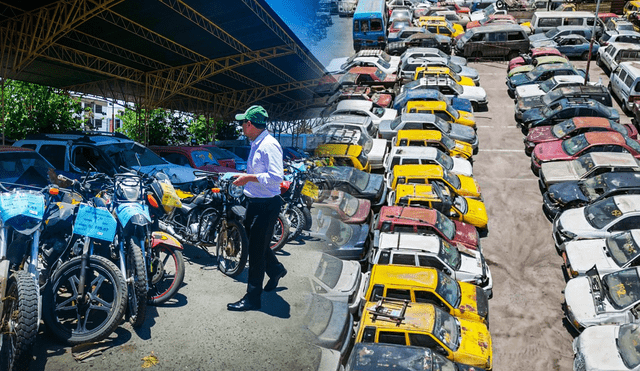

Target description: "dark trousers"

left=244, top=196, right=283, bottom=302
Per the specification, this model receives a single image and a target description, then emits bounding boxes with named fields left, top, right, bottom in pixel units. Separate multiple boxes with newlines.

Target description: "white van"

left=609, top=61, right=640, bottom=113
left=597, top=42, right=640, bottom=75
left=529, top=11, right=603, bottom=36
left=338, top=0, right=357, bottom=17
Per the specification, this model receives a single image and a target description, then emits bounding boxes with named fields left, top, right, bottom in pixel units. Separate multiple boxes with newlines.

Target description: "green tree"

left=0, top=79, right=84, bottom=140
left=116, top=106, right=172, bottom=145
left=188, top=116, right=240, bottom=144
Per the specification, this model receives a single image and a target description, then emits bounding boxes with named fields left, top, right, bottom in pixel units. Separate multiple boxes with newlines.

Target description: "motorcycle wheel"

left=43, top=255, right=127, bottom=345
left=126, top=237, right=147, bottom=327
left=284, top=206, right=305, bottom=242
left=148, top=246, right=185, bottom=305
left=0, top=271, right=38, bottom=371
left=216, top=219, right=249, bottom=278
left=270, top=213, right=290, bottom=252
left=301, top=205, right=312, bottom=231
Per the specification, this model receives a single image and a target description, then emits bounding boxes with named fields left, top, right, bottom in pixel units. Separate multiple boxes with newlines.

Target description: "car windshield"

left=447, top=62, right=461, bottom=74
left=544, top=27, right=560, bottom=38
left=438, top=240, right=461, bottom=269
left=208, top=147, right=244, bottom=163
left=551, top=119, right=577, bottom=138
left=573, top=154, right=595, bottom=176
left=584, top=197, right=622, bottom=229
left=538, top=78, right=557, bottom=93
left=443, top=171, right=461, bottom=189
left=607, top=232, right=640, bottom=267
left=618, top=323, right=640, bottom=369
left=348, top=168, right=371, bottom=191
left=104, top=142, right=166, bottom=168
left=446, top=105, right=459, bottom=120
left=0, top=151, right=54, bottom=186
left=612, top=122, right=629, bottom=136
left=377, top=57, right=391, bottom=69
left=482, top=4, right=496, bottom=16
left=542, top=89, right=565, bottom=105
left=619, top=24, right=636, bottom=31
left=440, top=134, right=456, bottom=150
left=390, top=117, right=404, bottom=130
left=435, top=212, right=456, bottom=240
left=339, top=193, right=360, bottom=217
left=579, top=174, right=608, bottom=200
left=561, top=135, right=589, bottom=156
left=314, top=253, right=343, bottom=289
left=432, top=308, right=460, bottom=351
left=603, top=268, right=640, bottom=309
left=326, top=218, right=353, bottom=246
left=435, top=271, right=461, bottom=308
left=540, top=102, right=564, bottom=118
left=453, top=196, right=468, bottom=214
left=191, top=150, right=220, bottom=167
left=372, top=106, right=387, bottom=117
left=435, top=150, right=454, bottom=170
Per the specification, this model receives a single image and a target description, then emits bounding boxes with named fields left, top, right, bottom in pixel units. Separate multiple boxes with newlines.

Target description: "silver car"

left=329, top=100, right=397, bottom=127
left=306, top=252, right=363, bottom=315
left=400, top=47, right=468, bottom=66
left=553, top=194, right=640, bottom=249
left=572, top=321, right=640, bottom=371
left=565, top=266, right=640, bottom=332
left=400, top=76, right=487, bottom=111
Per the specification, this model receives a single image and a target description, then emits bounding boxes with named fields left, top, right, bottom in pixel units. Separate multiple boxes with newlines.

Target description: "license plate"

left=301, top=180, right=319, bottom=199
left=73, top=204, right=117, bottom=242
left=0, top=191, right=45, bottom=223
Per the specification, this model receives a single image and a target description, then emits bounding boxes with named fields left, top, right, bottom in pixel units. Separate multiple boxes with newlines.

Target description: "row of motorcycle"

left=0, top=160, right=314, bottom=371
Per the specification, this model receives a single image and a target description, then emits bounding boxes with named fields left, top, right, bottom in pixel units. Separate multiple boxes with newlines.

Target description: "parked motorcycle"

left=280, top=161, right=314, bottom=243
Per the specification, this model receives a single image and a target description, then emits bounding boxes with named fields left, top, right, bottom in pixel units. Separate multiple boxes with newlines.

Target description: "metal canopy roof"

left=0, top=0, right=327, bottom=121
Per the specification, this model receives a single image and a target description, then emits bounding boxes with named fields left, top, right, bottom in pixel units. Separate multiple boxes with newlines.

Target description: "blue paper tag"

left=74, top=204, right=117, bottom=242
left=0, top=191, right=45, bottom=223
left=116, top=203, right=150, bottom=227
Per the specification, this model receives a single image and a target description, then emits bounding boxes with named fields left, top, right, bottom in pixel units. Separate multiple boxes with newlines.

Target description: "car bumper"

left=541, top=193, right=562, bottom=222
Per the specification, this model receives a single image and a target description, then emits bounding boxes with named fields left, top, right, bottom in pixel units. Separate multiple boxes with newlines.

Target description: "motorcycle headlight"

left=116, top=178, right=142, bottom=201
left=228, top=183, right=244, bottom=198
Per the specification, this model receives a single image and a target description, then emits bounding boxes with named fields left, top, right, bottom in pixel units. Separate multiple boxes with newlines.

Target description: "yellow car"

left=314, top=143, right=371, bottom=172
left=418, top=16, right=464, bottom=37
left=387, top=183, right=489, bottom=234
left=393, top=129, right=473, bottom=159
left=387, top=163, right=482, bottom=200
left=356, top=299, right=493, bottom=370
left=362, top=264, right=489, bottom=324
left=414, top=66, right=475, bottom=86
left=625, top=1, right=640, bottom=18
left=404, top=101, right=476, bottom=129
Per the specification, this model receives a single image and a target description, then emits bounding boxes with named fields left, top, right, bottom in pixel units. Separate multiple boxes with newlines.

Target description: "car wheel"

left=581, top=51, right=590, bottom=61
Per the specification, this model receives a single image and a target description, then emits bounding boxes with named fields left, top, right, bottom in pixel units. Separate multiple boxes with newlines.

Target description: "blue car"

left=521, top=97, right=620, bottom=132
left=538, top=34, right=600, bottom=60
left=506, top=62, right=586, bottom=97
left=392, top=89, right=473, bottom=113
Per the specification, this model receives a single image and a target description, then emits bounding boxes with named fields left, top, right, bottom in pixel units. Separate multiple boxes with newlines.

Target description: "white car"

left=469, top=3, right=506, bottom=22
left=401, top=76, right=488, bottom=110
left=401, top=47, right=468, bottom=66
left=383, top=146, right=474, bottom=177
left=597, top=42, right=640, bottom=74
left=329, top=100, right=397, bottom=127
left=305, top=252, right=363, bottom=314
left=399, top=56, right=480, bottom=84
left=367, top=232, right=493, bottom=297
left=514, top=75, right=586, bottom=101
left=553, top=195, right=640, bottom=249
left=572, top=320, right=640, bottom=371
left=311, top=123, right=389, bottom=170
left=325, top=50, right=401, bottom=74
left=564, top=266, right=640, bottom=332
left=561, top=230, right=640, bottom=277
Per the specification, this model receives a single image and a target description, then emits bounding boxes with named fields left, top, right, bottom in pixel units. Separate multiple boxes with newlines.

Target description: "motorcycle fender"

left=151, top=231, right=183, bottom=250
left=0, top=260, right=10, bottom=316
left=116, top=203, right=151, bottom=227
left=231, top=205, right=246, bottom=220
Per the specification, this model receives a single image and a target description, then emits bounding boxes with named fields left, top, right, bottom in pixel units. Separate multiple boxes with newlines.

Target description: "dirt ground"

left=29, top=15, right=622, bottom=371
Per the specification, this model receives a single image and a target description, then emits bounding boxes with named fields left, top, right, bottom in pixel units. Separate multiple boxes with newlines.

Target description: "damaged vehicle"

left=308, top=211, right=369, bottom=261
left=572, top=322, right=640, bottom=371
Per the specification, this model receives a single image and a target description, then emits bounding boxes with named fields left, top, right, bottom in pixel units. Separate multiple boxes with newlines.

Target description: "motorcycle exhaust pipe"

left=158, top=220, right=188, bottom=244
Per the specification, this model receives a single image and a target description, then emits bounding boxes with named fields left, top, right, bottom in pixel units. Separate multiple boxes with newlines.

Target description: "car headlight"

left=561, top=229, right=577, bottom=239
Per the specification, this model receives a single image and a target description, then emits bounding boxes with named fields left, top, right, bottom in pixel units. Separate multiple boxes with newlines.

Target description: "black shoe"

left=227, top=298, right=261, bottom=312
left=264, top=267, right=287, bottom=292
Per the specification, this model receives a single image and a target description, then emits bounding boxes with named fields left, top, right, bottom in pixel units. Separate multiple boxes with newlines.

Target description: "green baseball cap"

left=235, top=105, right=268, bottom=126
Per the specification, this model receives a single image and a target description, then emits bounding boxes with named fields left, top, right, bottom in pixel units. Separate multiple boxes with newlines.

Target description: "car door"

left=608, top=215, right=640, bottom=234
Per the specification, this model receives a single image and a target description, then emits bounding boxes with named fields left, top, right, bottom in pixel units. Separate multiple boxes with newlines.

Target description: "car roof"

left=551, top=75, right=586, bottom=83
left=571, top=117, right=612, bottom=128
left=379, top=205, right=439, bottom=226
left=336, top=99, right=374, bottom=110
left=378, top=232, right=441, bottom=253
left=406, top=100, right=447, bottom=110
left=399, top=112, right=440, bottom=124
left=396, top=129, right=444, bottom=140
left=619, top=61, right=640, bottom=76
left=394, top=183, right=443, bottom=201
left=370, top=264, right=439, bottom=289
left=389, top=146, right=439, bottom=158
left=347, top=66, right=380, bottom=75
left=360, top=300, right=437, bottom=332
left=609, top=42, right=640, bottom=50
left=0, top=146, right=34, bottom=153
left=393, top=164, right=445, bottom=178
left=583, top=131, right=626, bottom=145
left=587, top=152, right=639, bottom=166
left=613, top=195, right=640, bottom=213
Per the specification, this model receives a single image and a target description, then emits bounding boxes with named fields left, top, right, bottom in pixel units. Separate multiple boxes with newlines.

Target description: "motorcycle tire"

left=148, top=246, right=185, bottom=305
left=126, top=236, right=148, bottom=327
left=0, top=271, right=38, bottom=371
left=301, top=205, right=312, bottom=231
left=43, top=255, right=127, bottom=345
left=270, top=213, right=290, bottom=252
left=284, top=206, right=305, bottom=242
left=216, top=219, right=249, bottom=278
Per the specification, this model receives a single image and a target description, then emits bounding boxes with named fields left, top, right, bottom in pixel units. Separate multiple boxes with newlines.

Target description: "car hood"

left=528, top=33, right=550, bottom=42
left=459, top=66, right=479, bottom=80
left=540, top=161, right=580, bottom=184
left=557, top=207, right=596, bottom=236
left=450, top=55, right=467, bottom=66
left=508, top=56, right=525, bottom=70
left=304, top=294, right=351, bottom=351
left=508, top=65, right=534, bottom=78
left=565, top=239, right=613, bottom=274
left=457, top=318, right=492, bottom=368
left=533, top=140, right=568, bottom=162
left=364, top=173, right=386, bottom=201
left=452, top=157, right=474, bottom=177
left=451, top=97, right=473, bottom=114
left=521, top=107, right=543, bottom=123
left=509, top=73, right=532, bottom=87
left=462, top=197, right=488, bottom=229
left=546, top=181, right=589, bottom=205
left=564, top=276, right=597, bottom=326
left=531, top=39, right=557, bottom=48
left=137, top=164, right=198, bottom=185
left=515, top=84, right=545, bottom=100
left=377, top=120, right=395, bottom=139
left=577, top=326, right=626, bottom=370
left=526, top=125, right=554, bottom=144
left=326, top=57, right=349, bottom=74
left=449, top=122, right=478, bottom=144
left=454, top=221, right=479, bottom=249
left=459, top=251, right=484, bottom=277
left=459, top=85, right=487, bottom=102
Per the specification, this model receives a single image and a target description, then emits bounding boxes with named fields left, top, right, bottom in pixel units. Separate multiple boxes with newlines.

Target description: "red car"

left=530, top=131, right=640, bottom=175
left=466, top=14, right=516, bottom=29
left=525, top=117, right=639, bottom=156
left=371, top=205, right=480, bottom=251
left=438, top=2, right=470, bottom=13
left=150, top=146, right=237, bottom=174
left=508, top=47, right=563, bottom=71
left=388, top=19, right=411, bottom=33
left=314, top=190, right=372, bottom=224
left=339, top=67, right=398, bottom=89
left=328, top=85, right=393, bottom=108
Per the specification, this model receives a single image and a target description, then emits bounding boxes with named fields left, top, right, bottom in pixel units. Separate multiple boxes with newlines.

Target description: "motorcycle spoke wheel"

left=148, top=246, right=185, bottom=305
left=43, top=255, right=127, bottom=345
left=270, top=214, right=289, bottom=252
left=284, top=206, right=304, bottom=242
left=126, top=237, right=148, bottom=327
left=216, top=220, right=248, bottom=278
left=0, top=271, right=38, bottom=371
